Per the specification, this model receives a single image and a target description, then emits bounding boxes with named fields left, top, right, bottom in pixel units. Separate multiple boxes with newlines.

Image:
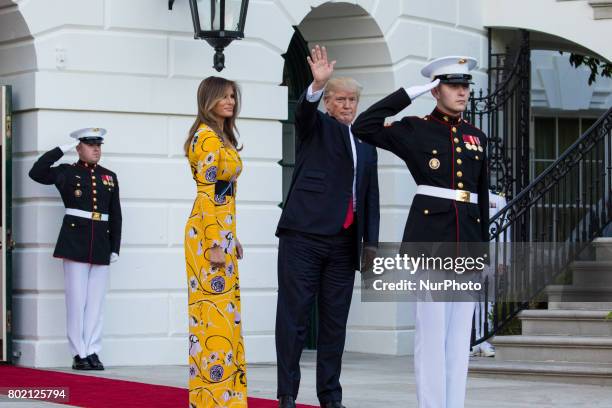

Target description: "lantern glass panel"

left=196, top=0, right=243, bottom=32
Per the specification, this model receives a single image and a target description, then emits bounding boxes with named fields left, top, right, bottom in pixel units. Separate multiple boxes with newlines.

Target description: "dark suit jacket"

left=277, top=89, right=380, bottom=270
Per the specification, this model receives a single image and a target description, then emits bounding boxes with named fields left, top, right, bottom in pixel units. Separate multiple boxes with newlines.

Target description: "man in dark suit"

left=275, top=45, right=380, bottom=408
left=29, top=128, right=122, bottom=371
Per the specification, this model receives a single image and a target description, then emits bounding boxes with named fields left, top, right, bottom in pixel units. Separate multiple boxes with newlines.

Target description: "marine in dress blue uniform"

left=353, top=56, right=490, bottom=408
left=28, top=128, right=122, bottom=371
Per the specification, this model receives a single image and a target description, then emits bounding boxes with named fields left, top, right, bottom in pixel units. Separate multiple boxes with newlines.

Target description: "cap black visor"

left=434, top=74, right=473, bottom=85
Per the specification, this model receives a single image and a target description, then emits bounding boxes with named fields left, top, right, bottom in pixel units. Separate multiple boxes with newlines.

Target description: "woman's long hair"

left=184, top=76, right=242, bottom=156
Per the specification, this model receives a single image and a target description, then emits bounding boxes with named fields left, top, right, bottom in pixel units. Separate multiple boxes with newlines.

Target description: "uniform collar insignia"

left=77, top=160, right=97, bottom=169
left=430, top=108, right=462, bottom=125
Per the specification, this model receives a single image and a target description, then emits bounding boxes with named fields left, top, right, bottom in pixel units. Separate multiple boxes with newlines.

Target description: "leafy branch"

left=560, top=51, right=612, bottom=85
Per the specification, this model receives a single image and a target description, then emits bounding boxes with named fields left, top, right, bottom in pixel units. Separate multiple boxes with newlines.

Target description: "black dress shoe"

left=321, top=402, right=346, bottom=408
left=72, top=355, right=93, bottom=370
left=278, top=395, right=296, bottom=408
left=87, top=353, right=105, bottom=370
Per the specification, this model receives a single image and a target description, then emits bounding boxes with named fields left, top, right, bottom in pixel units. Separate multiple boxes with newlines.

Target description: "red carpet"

left=0, top=365, right=317, bottom=407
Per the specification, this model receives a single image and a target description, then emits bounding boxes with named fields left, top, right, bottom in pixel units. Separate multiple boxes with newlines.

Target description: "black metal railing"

left=474, top=107, right=612, bottom=345
left=466, top=30, right=531, bottom=200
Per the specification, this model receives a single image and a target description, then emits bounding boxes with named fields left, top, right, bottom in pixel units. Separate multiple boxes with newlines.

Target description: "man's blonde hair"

left=323, top=77, right=363, bottom=100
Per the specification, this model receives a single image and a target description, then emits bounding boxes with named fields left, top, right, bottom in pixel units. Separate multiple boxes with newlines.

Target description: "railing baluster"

left=467, top=27, right=611, bottom=344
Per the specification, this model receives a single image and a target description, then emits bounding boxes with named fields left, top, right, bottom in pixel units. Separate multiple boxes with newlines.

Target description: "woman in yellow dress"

left=184, top=76, right=247, bottom=407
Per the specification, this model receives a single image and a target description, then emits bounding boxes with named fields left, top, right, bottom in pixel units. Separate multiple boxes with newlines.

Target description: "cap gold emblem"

left=458, top=58, right=467, bottom=64
left=74, top=189, right=82, bottom=198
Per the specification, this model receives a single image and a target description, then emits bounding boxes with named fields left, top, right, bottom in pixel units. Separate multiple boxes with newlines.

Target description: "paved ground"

left=2, top=351, right=612, bottom=407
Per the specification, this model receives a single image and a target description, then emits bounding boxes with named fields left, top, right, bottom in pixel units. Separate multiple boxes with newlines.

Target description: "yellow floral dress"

left=184, top=124, right=247, bottom=407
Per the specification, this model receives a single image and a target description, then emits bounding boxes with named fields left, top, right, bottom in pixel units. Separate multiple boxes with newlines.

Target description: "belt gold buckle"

left=456, top=190, right=470, bottom=203
left=92, top=212, right=102, bottom=221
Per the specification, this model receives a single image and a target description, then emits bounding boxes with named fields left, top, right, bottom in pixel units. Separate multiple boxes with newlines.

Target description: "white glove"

left=59, top=140, right=79, bottom=153
left=110, top=252, right=119, bottom=263
left=405, top=79, right=440, bottom=100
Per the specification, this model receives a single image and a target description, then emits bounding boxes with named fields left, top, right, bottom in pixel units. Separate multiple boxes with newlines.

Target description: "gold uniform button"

left=93, top=190, right=97, bottom=195
left=456, top=147, right=462, bottom=153
left=457, top=182, right=464, bottom=188
left=93, top=182, right=97, bottom=186
left=432, top=149, right=438, bottom=155
left=477, top=218, right=481, bottom=223
left=452, top=127, right=457, bottom=133
left=93, top=197, right=97, bottom=202
left=475, top=155, right=480, bottom=160
left=453, top=137, right=459, bottom=143
left=94, top=205, right=98, bottom=210
left=457, top=171, right=463, bottom=178
left=424, top=209, right=429, bottom=215
left=71, top=223, right=75, bottom=227
left=457, top=159, right=463, bottom=165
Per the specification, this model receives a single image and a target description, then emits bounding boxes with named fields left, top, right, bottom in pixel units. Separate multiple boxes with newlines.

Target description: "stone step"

left=546, top=284, right=612, bottom=303
left=519, top=309, right=612, bottom=336
left=548, top=301, right=612, bottom=311
left=491, top=335, right=612, bottom=364
left=571, top=261, right=612, bottom=286
left=469, top=357, right=612, bottom=386
left=593, top=237, right=612, bottom=261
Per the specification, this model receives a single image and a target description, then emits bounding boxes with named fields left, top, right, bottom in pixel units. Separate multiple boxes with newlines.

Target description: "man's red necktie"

left=343, top=197, right=354, bottom=229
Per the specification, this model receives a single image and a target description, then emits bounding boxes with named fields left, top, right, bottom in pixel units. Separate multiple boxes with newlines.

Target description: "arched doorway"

left=0, top=1, right=35, bottom=364
left=280, top=2, right=395, bottom=350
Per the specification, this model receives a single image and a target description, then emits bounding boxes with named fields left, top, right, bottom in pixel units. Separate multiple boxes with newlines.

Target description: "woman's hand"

left=209, top=246, right=226, bottom=268
left=307, top=45, right=336, bottom=92
left=236, top=237, right=244, bottom=260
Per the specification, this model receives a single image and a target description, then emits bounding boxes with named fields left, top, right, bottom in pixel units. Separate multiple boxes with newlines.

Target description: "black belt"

left=215, top=180, right=236, bottom=197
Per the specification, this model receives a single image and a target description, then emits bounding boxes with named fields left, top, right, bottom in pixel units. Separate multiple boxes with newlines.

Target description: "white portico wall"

left=531, top=50, right=612, bottom=112
left=1, top=0, right=487, bottom=367
left=485, top=0, right=612, bottom=61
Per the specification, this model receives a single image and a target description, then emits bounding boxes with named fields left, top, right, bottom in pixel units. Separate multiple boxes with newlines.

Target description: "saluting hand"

left=405, top=78, right=441, bottom=100
left=307, top=45, right=336, bottom=93
left=59, top=140, right=80, bottom=153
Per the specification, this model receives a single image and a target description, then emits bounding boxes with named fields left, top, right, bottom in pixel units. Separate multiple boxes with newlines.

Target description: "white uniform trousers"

left=415, top=300, right=475, bottom=408
left=63, top=260, right=110, bottom=358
